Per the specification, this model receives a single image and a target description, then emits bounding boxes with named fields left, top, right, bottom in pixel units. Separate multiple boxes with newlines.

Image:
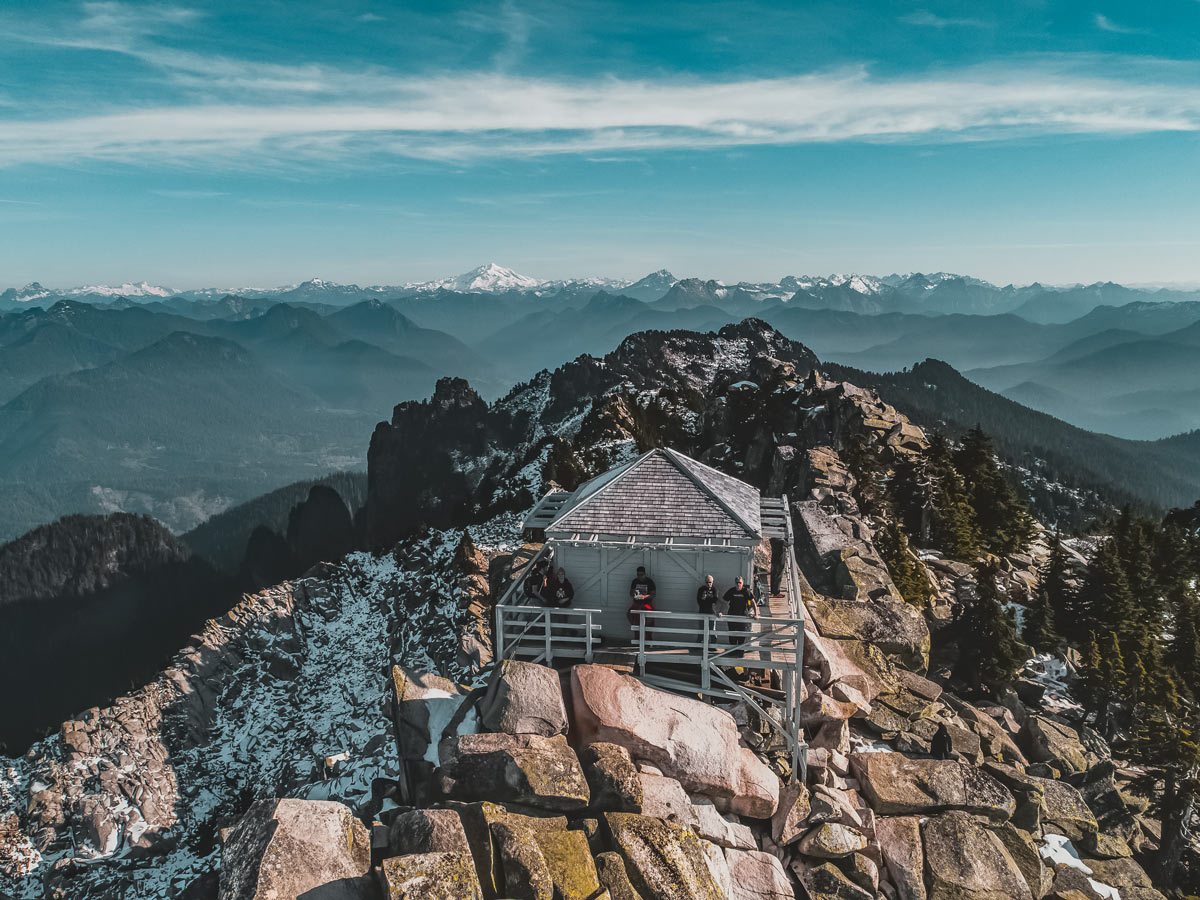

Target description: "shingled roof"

left=546, top=448, right=761, bottom=540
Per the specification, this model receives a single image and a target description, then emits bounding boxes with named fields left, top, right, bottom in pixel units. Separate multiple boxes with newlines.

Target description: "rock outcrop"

left=571, top=665, right=780, bottom=817
left=218, top=799, right=373, bottom=900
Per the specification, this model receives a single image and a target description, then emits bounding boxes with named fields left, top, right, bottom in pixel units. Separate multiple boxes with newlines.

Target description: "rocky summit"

left=0, top=320, right=1178, bottom=899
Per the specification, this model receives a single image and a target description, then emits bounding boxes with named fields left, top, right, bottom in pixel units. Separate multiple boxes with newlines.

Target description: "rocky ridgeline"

left=0, top=320, right=1169, bottom=897
left=0, top=528, right=501, bottom=899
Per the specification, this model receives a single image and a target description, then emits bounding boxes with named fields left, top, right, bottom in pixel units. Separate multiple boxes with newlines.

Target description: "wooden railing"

left=496, top=604, right=602, bottom=664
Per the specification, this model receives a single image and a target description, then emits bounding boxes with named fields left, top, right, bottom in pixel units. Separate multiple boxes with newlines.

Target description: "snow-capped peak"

left=66, top=281, right=177, bottom=298
left=409, top=263, right=541, bottom=293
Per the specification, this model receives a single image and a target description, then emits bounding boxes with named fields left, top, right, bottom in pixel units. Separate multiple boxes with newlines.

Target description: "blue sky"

left=1, top=0, right=1199, bottom=288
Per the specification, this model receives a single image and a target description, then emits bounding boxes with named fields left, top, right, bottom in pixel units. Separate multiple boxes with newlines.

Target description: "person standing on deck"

left=696, top=574, right=721, bottom=615
left=723, top=576, right=758, bottom=658
left=628, top=566, right=656, bottom=630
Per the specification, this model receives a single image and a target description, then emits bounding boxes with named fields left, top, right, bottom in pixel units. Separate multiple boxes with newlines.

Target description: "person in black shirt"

left=545, top=567, right=575, bottom=608
left=523, top=558, right=548, bottom=605
left=628, top=566, right=656, bottom=629
left=723, top=576, right=757, bottom=657
left=696, top=574, right=721, bottom=615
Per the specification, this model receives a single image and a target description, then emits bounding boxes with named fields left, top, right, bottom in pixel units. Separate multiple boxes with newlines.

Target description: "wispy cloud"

left=1094, top=13, right=1148, bottom=34
left=899, top=10, right=987, bottom=28
left=2, top=59, right=1199, bottom=169
left=151, top=188, right=228, bottom=198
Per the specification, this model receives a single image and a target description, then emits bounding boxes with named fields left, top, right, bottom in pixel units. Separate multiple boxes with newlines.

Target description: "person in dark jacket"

left=628, top=566, right=656, bottom=630
left=545, top=567, right=575, bottom=608
left=696, top=574, right=721, bottom=615
left=723, top=575, right=757, bottom=657
left=523, top=558, right=548, bottom=604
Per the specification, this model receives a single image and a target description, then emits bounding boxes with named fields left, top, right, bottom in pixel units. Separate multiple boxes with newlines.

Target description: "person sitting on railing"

left=523, top=558, right=549, bottom=605
left=723, top=576, right=758, bottom=658
left=545, top=567, right=575, bottom=608
left=628, top=566, right=656, bottom=630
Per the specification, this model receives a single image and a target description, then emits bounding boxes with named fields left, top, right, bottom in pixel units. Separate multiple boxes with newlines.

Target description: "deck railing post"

left=496, top=607, right=506, bottom=660
left=637, top=612, right=646, bottom=677
left=585, top=610, right=594, bottom=663
left=544, top=609, right=553, bottom=664
left=701, top=615, right=711, bottom=691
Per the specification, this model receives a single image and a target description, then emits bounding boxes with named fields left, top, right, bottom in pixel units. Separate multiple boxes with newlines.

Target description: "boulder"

left=798, top=822, right=867, bottom=858
left=690, top=798, right=756, bottom=850
left=934, top=722, right=983, bottom=765
left=791, top=860, right=874, bottom=900
left=806, top=596, right=931, bottom=670
left=850, top=753, right=1015, bottom=821
left=981, top=763, right=1046, bottom=833
left=1035, top=777, right=1098, bottom=842
left=921, top=811, right=1033, bottom=900
left=596, top=851, right=644, bottom=900
left=873, top=816, right=926, bottom=900
left=952, top=701, right=1028, bottom=766
left=580, top=742, right=643, bottom=813
left=389, top=809, right=471, bottom=856
left=489, top=822, right=553, bottom=900
left=992, top=822, right=1053, bottom=899
left=1024, top=716, right=1088, bottom=775
left=808, top=784, right=862, bottom=828
left=724, top=848, right=793, bottom=900
left=439, top=732, right=589, bottom=811
left=571, top=666, right=779, bottom=817
left=769, top=781, right=811, bottom=846
left=392, top=667, right=471, bottom=765
left=700, top=841, right=733, bottom=898
left=804, top=627, right=900, bottom=704
left=638, top=774, right=697, bottom=826
left=379, top=851, right=484, bottom=900
left=479, top=660, right=568, bottom=737
left=533, top=828, right=602, bottom=900
left=603, top=812, right=723, bottom=900
left=844, top=853, right=879, bottom=894
left=219, top=799, right=372, bottom=900
left=445, top=800, right=567, bottom=896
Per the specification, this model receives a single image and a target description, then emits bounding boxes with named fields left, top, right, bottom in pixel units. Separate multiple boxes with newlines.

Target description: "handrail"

left=495, top=543, right=553, bottom=608
left=496, top=603, right=602, bottom=664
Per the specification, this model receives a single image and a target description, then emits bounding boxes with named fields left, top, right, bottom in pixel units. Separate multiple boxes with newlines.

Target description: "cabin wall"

left=549, top=539, right=752, bottom=641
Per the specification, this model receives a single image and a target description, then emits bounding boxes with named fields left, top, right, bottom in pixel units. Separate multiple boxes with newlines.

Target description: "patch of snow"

left=1039, top=834, right=1120, bottom=900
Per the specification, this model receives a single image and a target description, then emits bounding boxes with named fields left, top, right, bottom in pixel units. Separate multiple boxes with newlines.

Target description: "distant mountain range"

left=9, top=263, right=1199, bottom=320
left=4, top=263, right=1200, bottom=540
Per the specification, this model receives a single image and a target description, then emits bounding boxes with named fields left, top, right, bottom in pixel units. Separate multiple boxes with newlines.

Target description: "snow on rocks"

left=0, top=534, right=478, bottom=899
left=1040, top=833, right=1122, bottom=900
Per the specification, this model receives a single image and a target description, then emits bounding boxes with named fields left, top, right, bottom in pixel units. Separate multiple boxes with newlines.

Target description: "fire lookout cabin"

left=495, top=447, right=807, bottom=778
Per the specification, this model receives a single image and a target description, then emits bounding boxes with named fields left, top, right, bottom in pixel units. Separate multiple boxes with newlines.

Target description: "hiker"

left=523, top=558, right=549, bottom=604
left=628, top=565, right=656, bottom=631
left=545, top=567, right=575, bottom=608
left=723, top=575, right=758, bottom=657
left=696, top=574, right=723, bottom=615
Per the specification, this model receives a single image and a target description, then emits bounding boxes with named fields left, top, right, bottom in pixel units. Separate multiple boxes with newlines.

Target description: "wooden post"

left=496, top=607, right=506, bottom=660
left=701, top=615, right=711, bottom=692
left=544, top=609, right=553, bottom=664
left=585, top=610, right=594, bottom=663
left=637, top=612, right=646, bottom=677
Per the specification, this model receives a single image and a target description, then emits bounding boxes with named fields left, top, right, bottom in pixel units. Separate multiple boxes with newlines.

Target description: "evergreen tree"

left=954, top=559, right=1027, bottom=694
left=875, top=519, right=934, bottom=607
left=1169, top=580, right=1200, bottom=701
left=1076, top=538, right=1137, bottom=647
left=1022, top=575, right=1062, bottom=654
left=953, top=425, right=1035, bottom=556
left=926, top=432, right=981, bottom=562
left=1040, top=539, right=1078, bottom=635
